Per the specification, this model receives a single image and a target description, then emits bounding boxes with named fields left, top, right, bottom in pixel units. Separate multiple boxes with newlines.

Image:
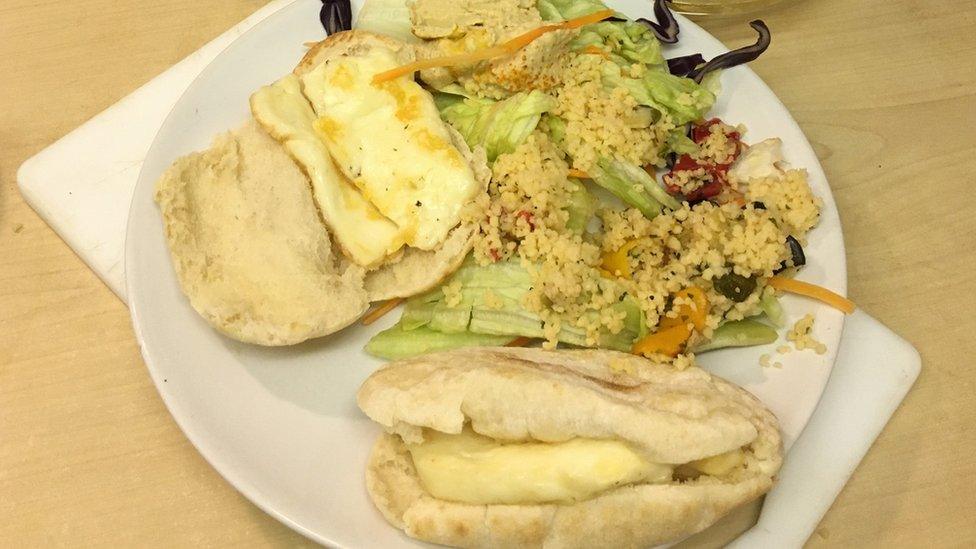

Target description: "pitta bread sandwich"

left=358, top=347, right=783, bottom=548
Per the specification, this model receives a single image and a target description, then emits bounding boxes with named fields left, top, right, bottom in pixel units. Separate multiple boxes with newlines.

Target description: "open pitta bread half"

left=154, top=122, right=369, bottom=345
left=358, top=347, right=783, bottom=548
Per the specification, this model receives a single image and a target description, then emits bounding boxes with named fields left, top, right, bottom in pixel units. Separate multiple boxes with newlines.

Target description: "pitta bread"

left=358, top=347, right=782, bottom=548
left=154, top=122, right=368, bottom=345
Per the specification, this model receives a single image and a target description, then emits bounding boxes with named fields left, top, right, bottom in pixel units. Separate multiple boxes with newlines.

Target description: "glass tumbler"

left=669, top=0, right=797, bottom=16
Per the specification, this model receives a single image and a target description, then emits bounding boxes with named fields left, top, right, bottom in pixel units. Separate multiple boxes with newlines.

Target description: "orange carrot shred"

left=767, top=276, right=856, bottom=314
left=372, top=9, right=615, bottom=84
left=582, top=44, right=610, bottom=59
left=568, top=168, right=590, bottom=178
left=361, top=298, right=405, bottom=326
left=501, top=25, right=554, bottom=54
left=506, top=336, right=533, bottom=347
left=562, top=9, right=617, bottom=29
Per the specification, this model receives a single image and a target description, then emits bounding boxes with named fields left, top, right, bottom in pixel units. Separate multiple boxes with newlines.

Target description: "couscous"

left=787, top=314, right=828, bottom=355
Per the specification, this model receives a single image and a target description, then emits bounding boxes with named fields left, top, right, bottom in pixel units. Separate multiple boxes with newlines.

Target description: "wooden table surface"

left=2, top=0, right=974, bottom=546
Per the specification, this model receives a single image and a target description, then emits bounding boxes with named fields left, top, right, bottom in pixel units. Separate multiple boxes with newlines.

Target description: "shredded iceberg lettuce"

left=366, top=323, right=512, bottom=360
left=590, top=157, right=684, bottom=219
left=537, top=0, right=612, bottom=21
left=439, top=91, right=555, bottom=162
left=365, top=257, right=643, bottom=357
left=601, top=63, right=716, bottom=126
left=353, top=0, right=419, bottom=43
left=572, top=21, right=665, bottom=66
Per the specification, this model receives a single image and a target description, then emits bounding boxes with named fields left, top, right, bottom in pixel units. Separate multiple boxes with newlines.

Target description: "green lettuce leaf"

left=540, top=114, right=567, bottom=146
left=601, top=63, right=716, bottom=126
left=365, top=323, right=512, bottom=360
left=367, top=257, right=643, bottom=354
left=439, top=90, right=556, bottom=162
left=354, top=0, right=420, bottom=44
left=572, top=21, right=664, bottom=66
left=537, top=0, right=611, bottom=21
left=666, top=129, right=698, bottom=155
left=760, top=293, right=786, bottom=327
left=700, top=69, right=724, bottom=98
left=432, top=92, right=463, bottom=113
left=590, top=158, right=667, bottom=218
left=693, top=319, right=778, bottom=353
left=607, top=158, right=682, bottom=211
left=449, top=257, right=534, bottom=289
left=565, top=179, right=597, bottom=233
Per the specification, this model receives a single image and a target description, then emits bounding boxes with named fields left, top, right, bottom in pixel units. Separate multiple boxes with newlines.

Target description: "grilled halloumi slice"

left=300, top=33, right=481, bottom=251
left=251, top=75, right=405, bottom=268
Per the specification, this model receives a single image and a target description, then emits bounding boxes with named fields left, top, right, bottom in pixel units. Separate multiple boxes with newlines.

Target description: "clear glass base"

left=670, top=0, right=793, bottom=16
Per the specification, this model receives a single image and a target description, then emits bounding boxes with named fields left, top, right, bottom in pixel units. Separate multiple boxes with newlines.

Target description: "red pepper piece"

left=691, top=118, right=722, bottom=143
left=685, top=180, right=723, bottom=201
left=672, top=154, right=700, bottom=171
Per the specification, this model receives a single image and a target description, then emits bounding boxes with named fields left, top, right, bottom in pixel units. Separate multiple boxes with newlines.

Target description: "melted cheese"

left=407, top=427, right=673, bottom=505
left=250, top=75, right=404, bottom=267
left=301, top=47, right=480, bottom=250
left=688, top=449, right=746, bottom=477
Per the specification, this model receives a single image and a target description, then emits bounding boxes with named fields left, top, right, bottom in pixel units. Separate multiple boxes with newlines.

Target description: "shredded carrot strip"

left=561, top=9, right=616, bottom=29
left=372, top=9, right=615, bottom=84
left=767, top=276, right=856, bottom=314
left=582, top=44, right=610, bottom=59
left=502, top=25, right=555, bottom=52
left=568, top=168, right=590, bottom=178
left=506, top=336, right=533, bottom=347
left=361, top=298, right=405, bottom=326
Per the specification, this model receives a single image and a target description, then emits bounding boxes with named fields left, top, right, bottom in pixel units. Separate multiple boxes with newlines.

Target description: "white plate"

left=125, top=0, right=847, bottom=545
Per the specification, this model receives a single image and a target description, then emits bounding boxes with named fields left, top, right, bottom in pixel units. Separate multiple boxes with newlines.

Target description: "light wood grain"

left=1, top=0, right=974, bottom=546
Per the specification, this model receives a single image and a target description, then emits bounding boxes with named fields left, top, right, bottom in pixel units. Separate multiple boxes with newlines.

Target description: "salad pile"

left=347, top=0, right=852, bottom=361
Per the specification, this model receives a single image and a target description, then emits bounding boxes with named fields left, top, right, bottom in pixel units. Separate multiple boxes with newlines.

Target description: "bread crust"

left=359, top=347, right=782, bottom=548
left=367, top=433, right=772, bottom=549
left=358, top=347, right=782, bottom=465
left=154, top=122, right=368, bottom=345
